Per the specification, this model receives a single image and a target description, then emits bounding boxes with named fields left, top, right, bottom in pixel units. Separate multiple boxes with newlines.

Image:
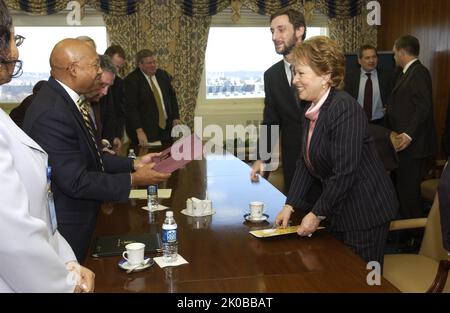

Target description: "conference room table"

left=84, top=150, right=399, bottom=293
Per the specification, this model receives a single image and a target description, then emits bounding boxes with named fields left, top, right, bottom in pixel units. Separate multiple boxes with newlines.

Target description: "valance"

left=5, top=0, right=139, bottom=16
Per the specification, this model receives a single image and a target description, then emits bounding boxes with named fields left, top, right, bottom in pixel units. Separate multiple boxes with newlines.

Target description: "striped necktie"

left=78, top=99, right=104, bottom=171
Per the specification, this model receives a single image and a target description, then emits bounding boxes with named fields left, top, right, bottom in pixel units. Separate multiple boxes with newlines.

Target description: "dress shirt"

left=141, top=70, right=167, bottom=119
left=357, top=69, right=383, bottom=120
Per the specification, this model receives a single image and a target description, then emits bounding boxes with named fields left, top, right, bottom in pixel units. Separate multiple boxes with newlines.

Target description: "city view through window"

left=205, top=26, right=328, bottom=100
left=0, top=26, right=107, bottom=103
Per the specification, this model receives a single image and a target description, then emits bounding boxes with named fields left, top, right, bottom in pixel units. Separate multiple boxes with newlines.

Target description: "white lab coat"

left=0, top=109, right=76, bottom=292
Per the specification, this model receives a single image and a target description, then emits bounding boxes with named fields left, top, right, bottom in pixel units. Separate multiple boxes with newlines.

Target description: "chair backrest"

left=419, top=194, right=449, bottom=261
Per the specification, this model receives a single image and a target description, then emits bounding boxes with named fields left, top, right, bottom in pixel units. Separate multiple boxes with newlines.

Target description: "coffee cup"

left=249, top=201, right=264, bottom=219
left=122, top=242, right=145, bottom=265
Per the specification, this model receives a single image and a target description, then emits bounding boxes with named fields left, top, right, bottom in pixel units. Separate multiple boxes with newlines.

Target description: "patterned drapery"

left=315, top=0, right=363, bottom=19
left=5, top=0, right=138, bottom=16
left=104, top=0, right=210, bottom=128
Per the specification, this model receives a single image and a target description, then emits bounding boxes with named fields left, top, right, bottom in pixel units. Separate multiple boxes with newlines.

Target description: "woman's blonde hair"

left=293, top=36, right=345, bottom=90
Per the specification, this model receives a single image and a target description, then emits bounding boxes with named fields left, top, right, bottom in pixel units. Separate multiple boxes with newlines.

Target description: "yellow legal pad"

left=250, top=226, right=325, bottom=238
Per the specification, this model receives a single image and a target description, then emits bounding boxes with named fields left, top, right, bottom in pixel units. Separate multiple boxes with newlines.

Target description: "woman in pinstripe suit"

left=275, top=36, right=398, bottom=267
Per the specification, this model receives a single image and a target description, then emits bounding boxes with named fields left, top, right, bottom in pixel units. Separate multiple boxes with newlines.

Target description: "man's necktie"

left=290, top=64, right=300, bottom=109
left=149, top=77, right=166, bottom=129
left=363, top=72, right=373, bottom=121
left=78, top=99, right=105, bottom=171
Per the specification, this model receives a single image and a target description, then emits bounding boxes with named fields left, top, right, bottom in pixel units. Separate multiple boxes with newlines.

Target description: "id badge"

left=48, top=193, right=58, bottom=234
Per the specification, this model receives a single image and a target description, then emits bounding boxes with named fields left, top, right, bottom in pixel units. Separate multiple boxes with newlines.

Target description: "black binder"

left=92, top=232, right=162, bottom=257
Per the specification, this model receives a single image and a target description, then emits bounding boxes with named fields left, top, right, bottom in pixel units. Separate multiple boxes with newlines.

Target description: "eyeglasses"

left=0, top=57, right=23, bottom=78
left=14, top=34, right=25, bottom=47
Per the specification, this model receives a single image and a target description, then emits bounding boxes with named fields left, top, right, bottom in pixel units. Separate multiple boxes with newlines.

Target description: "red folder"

left=153, top=134, right=203, bottom=173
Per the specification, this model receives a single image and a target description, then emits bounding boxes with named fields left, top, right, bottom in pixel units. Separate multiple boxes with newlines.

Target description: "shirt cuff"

left=403, top=133, right=412, bottom=141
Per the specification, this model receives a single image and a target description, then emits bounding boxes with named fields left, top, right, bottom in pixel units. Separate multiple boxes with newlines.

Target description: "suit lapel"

left=48, top=78, right=101, bottom=164
left=274, top=60, right=302, bottom=115
left=305, top=89, right=335, bottom=170
left=392, top=60, right=419, bottom=94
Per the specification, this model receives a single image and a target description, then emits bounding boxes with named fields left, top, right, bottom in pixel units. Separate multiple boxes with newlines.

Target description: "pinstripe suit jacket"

left=286, top=89, right=398, bottom=231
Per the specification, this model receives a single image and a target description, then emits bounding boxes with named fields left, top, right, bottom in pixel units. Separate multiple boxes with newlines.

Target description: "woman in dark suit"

left=275, top=36, right=398, bottom=266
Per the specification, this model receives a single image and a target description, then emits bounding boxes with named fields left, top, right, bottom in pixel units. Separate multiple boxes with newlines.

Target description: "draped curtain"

left=6, top=0, right=376, bottom=126
left=104, top=1, right=210, bottom=128
left=5, top=0, right=138, bottom=15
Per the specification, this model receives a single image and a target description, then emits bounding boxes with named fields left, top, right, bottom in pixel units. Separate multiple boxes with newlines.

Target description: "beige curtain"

left=104, top=0, right=211, bottom=128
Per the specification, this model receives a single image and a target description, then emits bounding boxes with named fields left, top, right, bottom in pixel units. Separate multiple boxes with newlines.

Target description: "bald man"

left=23, top=39, right=170, bottom=262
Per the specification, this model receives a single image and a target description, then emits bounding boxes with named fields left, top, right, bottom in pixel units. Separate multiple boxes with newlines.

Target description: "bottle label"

left=163, top=229, right=177, bottom=243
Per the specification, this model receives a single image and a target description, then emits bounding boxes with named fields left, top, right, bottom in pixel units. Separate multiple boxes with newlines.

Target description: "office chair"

left=384, top=194, right=450, bottom=292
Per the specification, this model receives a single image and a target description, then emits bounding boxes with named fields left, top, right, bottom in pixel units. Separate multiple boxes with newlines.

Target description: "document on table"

left=129, top=189, right=172, bottom=199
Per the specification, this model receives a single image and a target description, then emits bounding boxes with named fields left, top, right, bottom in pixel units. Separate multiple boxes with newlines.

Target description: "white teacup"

left=186, top=198, right=193, bottom=215
left=249, top=201, right=264, bottom=219
left=122, top=242, right=145, bottom=265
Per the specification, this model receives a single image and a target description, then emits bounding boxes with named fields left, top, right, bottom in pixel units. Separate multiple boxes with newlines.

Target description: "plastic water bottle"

left=147, top=184, right=158, bottom=211
left=128, top=149, right=136, bottom=160
left=162, top=211, right=178, bottom=263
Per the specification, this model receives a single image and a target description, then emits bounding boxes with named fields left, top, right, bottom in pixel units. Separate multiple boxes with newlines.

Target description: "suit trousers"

left=392, top=154, right=428, bottom=218
left=331, top=223, right=390, bottom=273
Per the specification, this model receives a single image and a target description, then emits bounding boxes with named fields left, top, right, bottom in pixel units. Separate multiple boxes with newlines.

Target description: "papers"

left=129, top=189, right=172, bottom=199
left=250, top=226, right=325, bottom=238
left=144, top=141, right=162, bottom=147
left=153, top=134, right=203, bottom=173
left=141, top=204, right=169, bottom=212
left=153, top=254, right=189, bottom=268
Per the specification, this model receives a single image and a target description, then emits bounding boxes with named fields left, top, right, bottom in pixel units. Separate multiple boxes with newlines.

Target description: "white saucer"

left=244, top=213, right=269, bottom=223
left=118, top=256, right=154, bottom=272
left=181, top=208, right=216, bottom=217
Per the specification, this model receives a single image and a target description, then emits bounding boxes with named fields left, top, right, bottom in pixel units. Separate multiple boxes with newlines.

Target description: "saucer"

left=244, top=213, right=269, bottom=223
left=118, top=256, right=154, bottom=272
left=181, top=208, right=216, bottom=217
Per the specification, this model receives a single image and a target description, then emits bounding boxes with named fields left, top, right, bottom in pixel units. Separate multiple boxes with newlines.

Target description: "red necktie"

left=363, top=73, right=373, bottom=121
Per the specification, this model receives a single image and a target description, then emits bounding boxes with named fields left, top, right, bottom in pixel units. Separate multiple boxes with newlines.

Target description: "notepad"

left=129, top=189, right=172, bottom=199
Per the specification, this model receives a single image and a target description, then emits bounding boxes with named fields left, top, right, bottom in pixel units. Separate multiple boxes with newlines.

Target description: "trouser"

left=392, top=155, right=428, bottom=218
left=331, top=223, right=390, bottom=274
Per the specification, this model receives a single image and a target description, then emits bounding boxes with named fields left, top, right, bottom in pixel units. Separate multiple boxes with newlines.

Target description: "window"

left=0, top=26, right=107, bottom=103
left=205, top=26, right=328, bottom=100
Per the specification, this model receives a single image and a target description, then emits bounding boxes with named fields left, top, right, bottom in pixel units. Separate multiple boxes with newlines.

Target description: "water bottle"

left=162, top=211, right=178, bottom=262
left=147, top=184, right=158, bottom=211
left=128, top=149, right=136, bottom=160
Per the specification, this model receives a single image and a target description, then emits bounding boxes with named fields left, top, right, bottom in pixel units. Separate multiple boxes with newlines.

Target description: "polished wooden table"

left=84, top=152, right=399, bottom=293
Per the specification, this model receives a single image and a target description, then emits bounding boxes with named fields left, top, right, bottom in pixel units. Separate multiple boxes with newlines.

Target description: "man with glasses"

left=23, top=38, right=171, bottom=262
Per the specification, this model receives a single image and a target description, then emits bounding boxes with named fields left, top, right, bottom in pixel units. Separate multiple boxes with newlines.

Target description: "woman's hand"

left=275, top=204, right=294, bottom=228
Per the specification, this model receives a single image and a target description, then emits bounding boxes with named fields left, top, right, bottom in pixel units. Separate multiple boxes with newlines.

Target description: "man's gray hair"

left=99, top=54, right=117, bottom=76
left=135, top=49, right=154, bottom=66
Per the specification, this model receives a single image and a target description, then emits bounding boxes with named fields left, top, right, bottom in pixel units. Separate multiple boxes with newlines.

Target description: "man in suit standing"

left=250, top=8, right=310, bottom=194
left=386, top=35, right=437, bottom=218
left=124, top=49, right=181, bottom=146
left=104, top=44, right=126, bottom=150
left=344, top=45, right=394, bottom=125
left=23, top=39, right=170, bottom=262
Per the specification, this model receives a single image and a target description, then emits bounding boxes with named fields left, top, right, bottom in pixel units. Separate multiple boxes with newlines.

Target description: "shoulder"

left=328, top=90, right=363, bottom=115
left=156, top=69, right=172, bottom=80
left=264, top=60, right=284, bottom=76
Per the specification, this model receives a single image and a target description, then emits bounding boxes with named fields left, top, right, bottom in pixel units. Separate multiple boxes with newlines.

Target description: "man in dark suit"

left=23, top=39, right=170, bottom=262
left=9, top=80, right=45, bottom=128
left=124, top=49, right=181, bottom=146
left=250, top=8, right=315, bottom=195
left=104, top=44, right=126, bottom=150
left=344, top=45, right=394, bottom=125
left=386, top=35, right=437, bottom=218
